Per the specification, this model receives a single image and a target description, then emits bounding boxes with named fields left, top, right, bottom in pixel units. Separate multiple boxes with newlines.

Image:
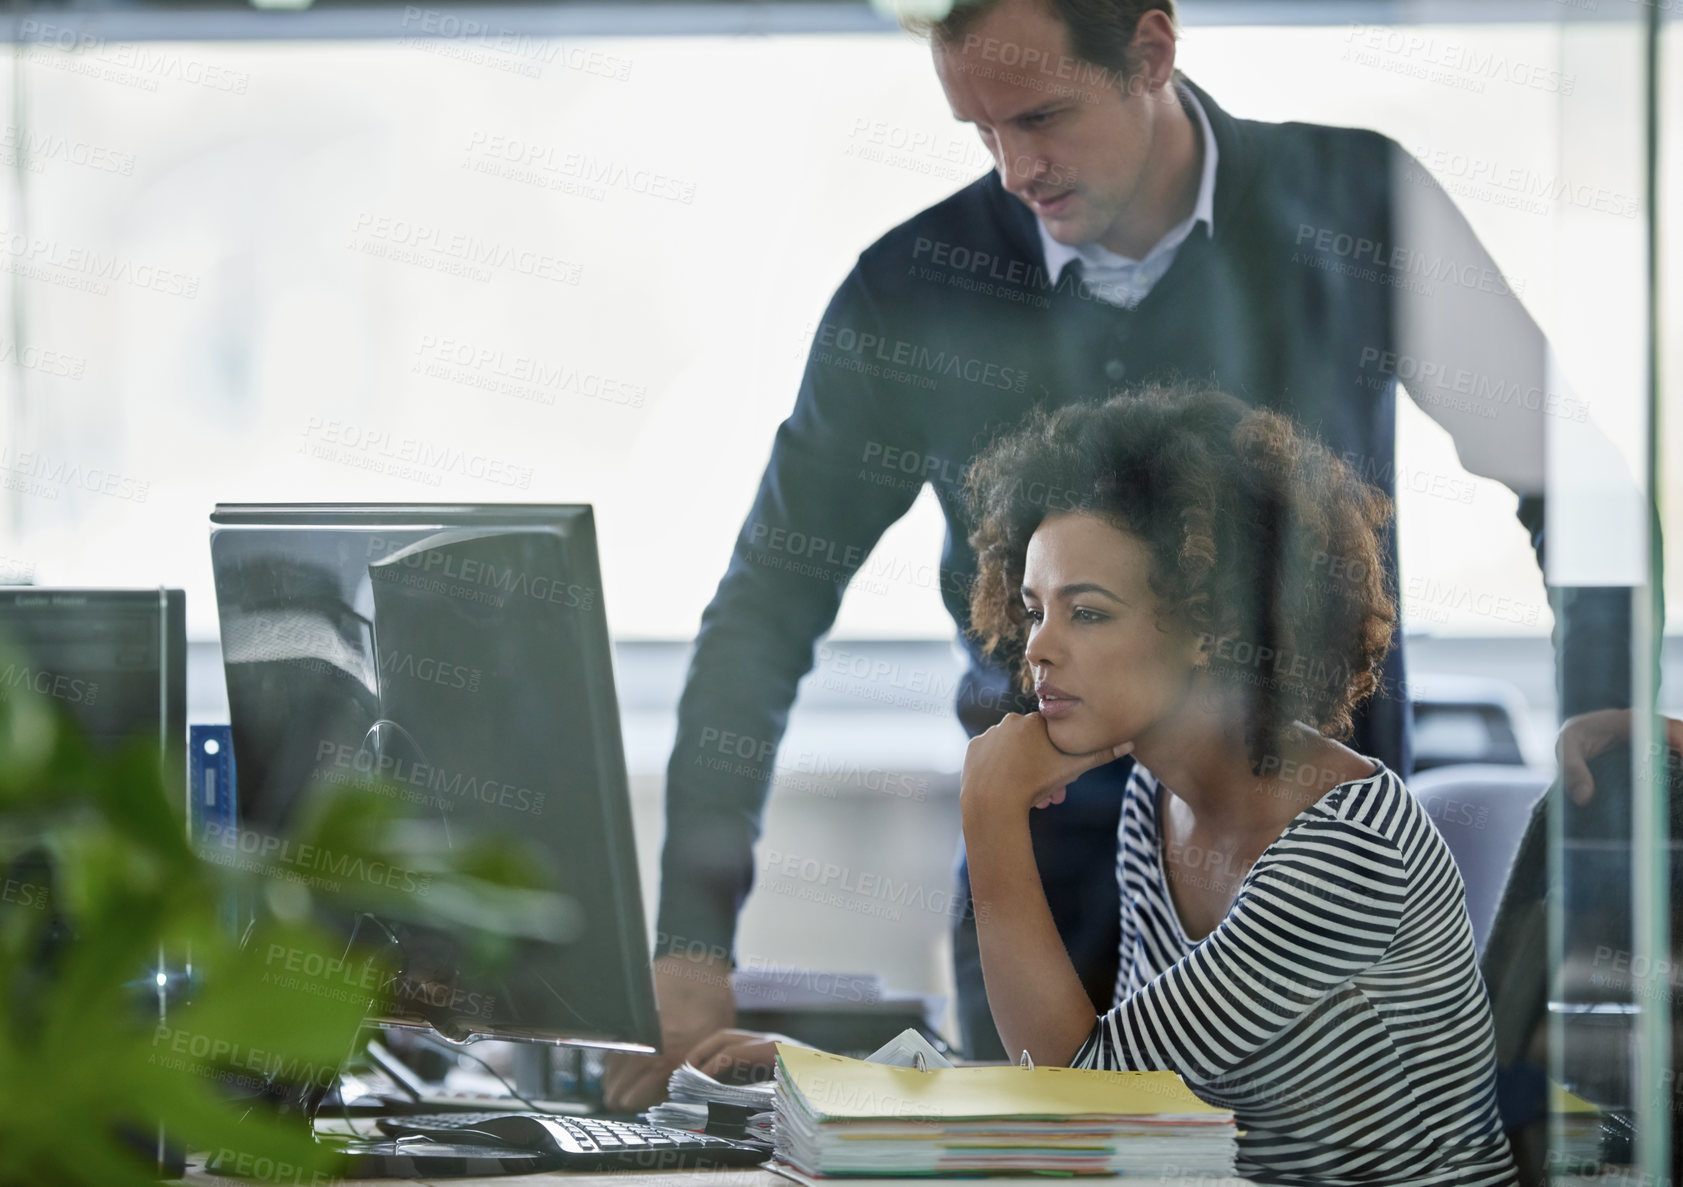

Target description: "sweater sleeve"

left=1070, top=816, right=1407, bottom=1081
left=1385, top=137, right=1641, bottom=720
left=1384, top=138, right=1549, bottom=497
left=653, top=266, right=928, bottom=963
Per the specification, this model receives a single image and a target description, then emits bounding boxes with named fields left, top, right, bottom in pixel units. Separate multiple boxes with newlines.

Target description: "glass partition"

left=0, top=3, right=1672, bottom=1180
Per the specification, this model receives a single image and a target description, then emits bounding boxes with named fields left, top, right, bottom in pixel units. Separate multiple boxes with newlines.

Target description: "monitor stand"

left=355, top=1035, right=590, bottom=1116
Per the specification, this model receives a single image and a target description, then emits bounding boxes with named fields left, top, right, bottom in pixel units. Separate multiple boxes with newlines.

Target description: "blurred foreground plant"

left=0, top=660, right=553, bottom=1186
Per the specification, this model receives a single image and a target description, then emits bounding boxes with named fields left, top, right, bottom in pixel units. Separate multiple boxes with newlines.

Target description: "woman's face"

left=1020, top=512, right=1204, bottom=755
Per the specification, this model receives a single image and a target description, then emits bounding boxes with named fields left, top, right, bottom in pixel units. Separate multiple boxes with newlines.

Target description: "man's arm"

left=604, top=268, right=927, bottom=1108
left=1385, top=139, right=1637, bottom=720
left=655, top=266, right=928, bottom=965
left=1517, top=497, right=1638, bottom=722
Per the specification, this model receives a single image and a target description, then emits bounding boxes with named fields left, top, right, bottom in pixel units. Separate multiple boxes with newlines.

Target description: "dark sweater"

left=655, top=78, right=1626, bottom=962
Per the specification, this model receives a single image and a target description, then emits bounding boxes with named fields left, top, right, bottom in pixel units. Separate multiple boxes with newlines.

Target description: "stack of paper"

left=733, top=968, right=886, bottom=1009
left=732, top=967, right=948, bottom=1034
left=648, top=1029, right=948, bottom=1137
left=773, top=1045, right=1236, bottom=1179
left=1550, top=1083, right=1604, bottom=1173
left=648, top=1062, right=775, bottom=1137
left=863, top=1029, right=953, bottom=1071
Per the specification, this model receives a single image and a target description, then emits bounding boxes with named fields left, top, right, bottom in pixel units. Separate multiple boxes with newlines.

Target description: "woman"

left=960, top=384, right=1517, bottom=1185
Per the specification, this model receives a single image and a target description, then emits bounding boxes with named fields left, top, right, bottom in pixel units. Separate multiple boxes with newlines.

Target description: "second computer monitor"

left=209, top=504, right=658, bottom=1054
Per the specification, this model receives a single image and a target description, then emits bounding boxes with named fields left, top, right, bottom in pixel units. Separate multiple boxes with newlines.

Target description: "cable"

left=337, top=1093, right=376, bottom=1141
left=410, top=1033, right=546, bottom=1113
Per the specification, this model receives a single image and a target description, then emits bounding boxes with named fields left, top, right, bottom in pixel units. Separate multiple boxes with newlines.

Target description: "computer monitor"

left=0, top=587, right=189, bottom=1175
left=208, top=504, right=659, bottom=1055
left=0, top=587, right=186, bottom=786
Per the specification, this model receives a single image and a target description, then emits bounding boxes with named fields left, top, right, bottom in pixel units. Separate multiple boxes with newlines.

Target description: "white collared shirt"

left=1036, top=83, right=1218, bottom=309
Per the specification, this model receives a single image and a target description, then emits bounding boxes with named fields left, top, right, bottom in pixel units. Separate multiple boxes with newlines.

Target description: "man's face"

left=933, top=0, right=1177, bottom=250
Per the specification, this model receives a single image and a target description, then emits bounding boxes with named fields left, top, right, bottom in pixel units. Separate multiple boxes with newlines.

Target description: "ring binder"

left=770, top=1042, right=1238, bottom=1178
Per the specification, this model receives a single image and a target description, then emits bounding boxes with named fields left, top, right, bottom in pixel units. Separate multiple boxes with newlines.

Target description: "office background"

left=0, top=0, right=1675, bottom=1170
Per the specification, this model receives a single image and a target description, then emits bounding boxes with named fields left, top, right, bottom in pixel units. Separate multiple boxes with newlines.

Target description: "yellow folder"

left=1550, top=1083, right=1600, bottom=1115
left=775, top=1044, right=1229, bottom=1121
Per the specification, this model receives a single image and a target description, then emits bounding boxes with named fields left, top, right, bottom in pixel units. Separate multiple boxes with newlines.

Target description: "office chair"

left=1407, top=763, right=1550, bottom=957
left=1477, top=747, right=1683, bottom=1185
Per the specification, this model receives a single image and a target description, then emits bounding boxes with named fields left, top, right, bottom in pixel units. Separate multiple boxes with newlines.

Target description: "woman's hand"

left=961, top=712, right=1132, bottom=820
left=959, top=713, right=1132, bottom=1067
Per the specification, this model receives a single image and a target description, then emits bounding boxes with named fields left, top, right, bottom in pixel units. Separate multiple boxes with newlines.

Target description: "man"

left=604, top=0, right=1629, bottom=1108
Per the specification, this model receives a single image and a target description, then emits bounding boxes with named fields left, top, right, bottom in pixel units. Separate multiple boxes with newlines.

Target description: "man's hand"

left=960, top=712, right=1132, bottom=820
left=684, top=1028, right=806, bottom=1083
left=1557, top=709, right=1683, bottom=806
left=602, top=951, right=735, bottom=1111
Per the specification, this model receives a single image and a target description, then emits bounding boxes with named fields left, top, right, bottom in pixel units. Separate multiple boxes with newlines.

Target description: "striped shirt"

left=1070, top=762, right=1518, bottom=1186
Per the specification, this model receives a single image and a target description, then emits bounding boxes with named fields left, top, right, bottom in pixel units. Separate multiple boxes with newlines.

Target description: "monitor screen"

left=0, top=587, right=185, bottom=786
left=208, top=504, right=658, bottom=1053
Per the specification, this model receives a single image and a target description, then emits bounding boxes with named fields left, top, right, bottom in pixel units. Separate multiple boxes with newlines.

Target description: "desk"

left=188, top=1171, right=1259, bottom=1187
left=183, top=1120, right=1257, bottom=1186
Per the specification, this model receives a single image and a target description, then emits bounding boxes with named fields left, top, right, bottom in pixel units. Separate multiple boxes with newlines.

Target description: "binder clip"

left=1018, top=1050, right=1035, bottom=1070
left=704, top=1101, right=755, bottom=1140
left=913, top=1052, right=928, bottom=1073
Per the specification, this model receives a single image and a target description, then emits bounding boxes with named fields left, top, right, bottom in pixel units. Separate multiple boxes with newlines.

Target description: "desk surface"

left=189, top=1171, right=1259, bottom=1187
left=185, top=1120, right=1257, bottom=1186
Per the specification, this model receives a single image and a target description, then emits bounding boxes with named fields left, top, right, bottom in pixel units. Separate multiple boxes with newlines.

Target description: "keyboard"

left=375, top=1111, right=774, bottom=1171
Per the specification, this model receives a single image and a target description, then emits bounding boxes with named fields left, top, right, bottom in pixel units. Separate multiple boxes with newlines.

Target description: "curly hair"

left=963, top=383, right=1396, bottom=771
